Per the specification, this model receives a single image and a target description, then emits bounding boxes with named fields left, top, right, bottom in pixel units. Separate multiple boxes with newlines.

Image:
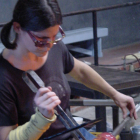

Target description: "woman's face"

left=18, top=25, right=60, bottom=57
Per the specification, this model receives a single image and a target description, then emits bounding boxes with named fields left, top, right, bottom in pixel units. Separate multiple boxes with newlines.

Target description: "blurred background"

left=0, top=0, right=140, bottom=50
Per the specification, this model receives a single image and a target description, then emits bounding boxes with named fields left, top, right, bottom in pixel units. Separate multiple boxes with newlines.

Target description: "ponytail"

left=1, top=20, right=17, bottom=49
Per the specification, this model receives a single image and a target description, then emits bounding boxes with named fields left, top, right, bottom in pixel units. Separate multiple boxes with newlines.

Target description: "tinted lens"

left=35, top=41, right=47, bottom=47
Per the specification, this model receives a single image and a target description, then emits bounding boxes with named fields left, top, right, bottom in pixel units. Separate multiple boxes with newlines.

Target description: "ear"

left=13, top=22, right=21, bottom=33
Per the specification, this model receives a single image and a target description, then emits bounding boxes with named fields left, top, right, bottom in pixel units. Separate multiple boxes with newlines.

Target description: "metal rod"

left=92, top=11, right=98, bottom=66
left=58, top=105, right=86, bottom=140
left=69, top=98, right=140, bottom=106
left=42, top=118, right=102, bottom=140
left=62, top=2, right=140, bottom=66
left=62, top=2, right=140, bottom=17
left=112, top=115, right=131, bottom=136
left=54, top=110, right=80, bottom=140
left=22, top=70, right=86, bottom=140
left=112, top=107, right=119, bottom=130
left=112, top=103, right=140, bottom=136
left=1, top=2, right=140, bottom=28
left=1, top=2, right=140, bottom=66
left=95, top=91, right=107, bottom=132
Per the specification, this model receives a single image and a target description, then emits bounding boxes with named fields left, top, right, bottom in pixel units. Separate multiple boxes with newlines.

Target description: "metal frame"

left=62, top=1, right=140, bottom=65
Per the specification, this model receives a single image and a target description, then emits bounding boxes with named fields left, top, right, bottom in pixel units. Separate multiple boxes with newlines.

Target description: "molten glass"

left=93, top=132, right=116, bottom=140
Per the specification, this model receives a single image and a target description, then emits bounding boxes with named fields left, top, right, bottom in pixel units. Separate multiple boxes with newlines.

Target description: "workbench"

left=66, top=65, right=140, bottom=132
left=63, top=27, right=108, bottom=57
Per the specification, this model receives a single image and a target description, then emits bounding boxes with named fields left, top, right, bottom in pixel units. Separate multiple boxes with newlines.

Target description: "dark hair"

left=1, top=0, right=62, bottom=49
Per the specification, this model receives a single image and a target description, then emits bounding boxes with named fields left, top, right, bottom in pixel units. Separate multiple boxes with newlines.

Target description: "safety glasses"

left=27, top=26, right=65, bottom=47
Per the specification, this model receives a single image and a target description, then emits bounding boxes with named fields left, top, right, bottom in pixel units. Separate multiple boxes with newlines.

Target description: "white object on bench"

left=62, top=27, right=108, bottom=57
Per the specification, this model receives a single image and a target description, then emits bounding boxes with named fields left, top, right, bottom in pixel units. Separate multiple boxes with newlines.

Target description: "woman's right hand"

left=34, top=87, right=61, bottom=119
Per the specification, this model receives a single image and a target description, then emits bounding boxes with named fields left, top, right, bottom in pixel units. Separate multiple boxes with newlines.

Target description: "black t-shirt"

left=0, top=41, right=74, bottom=140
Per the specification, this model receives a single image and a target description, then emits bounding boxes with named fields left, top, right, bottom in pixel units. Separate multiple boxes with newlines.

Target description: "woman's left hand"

left=112, top=91, right=138, bottom=120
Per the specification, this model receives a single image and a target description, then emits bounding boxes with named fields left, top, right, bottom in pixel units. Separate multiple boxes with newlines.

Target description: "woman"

left=0, top=0, right=137, bottom=140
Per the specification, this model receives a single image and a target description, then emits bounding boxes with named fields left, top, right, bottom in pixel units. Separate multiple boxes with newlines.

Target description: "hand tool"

left=22, top=70, right=88, bottom=140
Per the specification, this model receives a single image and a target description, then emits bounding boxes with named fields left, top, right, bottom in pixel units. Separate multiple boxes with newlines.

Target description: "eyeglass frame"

left=27, top=26, right=65, bottom=47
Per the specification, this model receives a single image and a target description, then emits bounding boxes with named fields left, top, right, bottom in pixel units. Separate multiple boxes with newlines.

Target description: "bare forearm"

left=80, top=68, right=117, bottom=98
left=69, top=59, right=118, bottom=99
left=69, top=58, right=137, bottom=120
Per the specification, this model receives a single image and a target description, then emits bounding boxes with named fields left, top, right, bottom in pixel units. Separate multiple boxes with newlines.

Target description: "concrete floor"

left=79, top=41, right=140, bottom=70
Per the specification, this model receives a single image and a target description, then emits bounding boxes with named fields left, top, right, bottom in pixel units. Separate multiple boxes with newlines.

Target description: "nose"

left=45, top=37, right=56, bottom=50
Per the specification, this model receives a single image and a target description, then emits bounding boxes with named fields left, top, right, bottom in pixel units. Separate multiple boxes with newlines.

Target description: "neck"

left=13, top=39, right=38, bottom=61
left=2, top=46, right=48, bottom=71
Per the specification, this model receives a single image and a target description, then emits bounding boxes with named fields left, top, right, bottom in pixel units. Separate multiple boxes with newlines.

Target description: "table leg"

left=95, top=106, right=107, bottom=132
left=112, top=106, right=119, bottom=130
left=95, top=91, right=107, bottom=132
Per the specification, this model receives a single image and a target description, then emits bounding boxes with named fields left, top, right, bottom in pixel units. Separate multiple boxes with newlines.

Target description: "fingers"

left=129, top=104, right=138, bottom=120
left=40, top=96, right=61, bottom=110
left=128, top=102, right=134, bottom=118
left=130, top=108, right=138, bottom=120
left=122, top=107, right=127, bottom=119
left=47, top=86, right=52, bottom=91
left=127, top=108, right=137, bottom=120
left=127, top=98, right=138, bottom=120
left=35, top=87, right=51, bottom=98
left=34, top=87, right=61, bottom=118
left=122, top=97, right=138, bottom=120
left=34, top=87, right=59, bottom=106
left=35, top=91, right=56, bottom=105
left=39, top=95, right=60, bottom=106
left=133, top=109, right=138, bottom=120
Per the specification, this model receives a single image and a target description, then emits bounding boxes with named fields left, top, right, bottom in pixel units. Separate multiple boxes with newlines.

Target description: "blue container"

left=131, top=125, right=140, bottom=140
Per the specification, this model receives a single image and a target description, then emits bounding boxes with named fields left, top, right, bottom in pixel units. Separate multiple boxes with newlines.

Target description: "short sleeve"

left=59, top=41, right=74, bottom=74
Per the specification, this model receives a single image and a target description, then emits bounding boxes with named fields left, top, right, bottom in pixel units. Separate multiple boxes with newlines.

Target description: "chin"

left=36, top=51, right=48, bottom=57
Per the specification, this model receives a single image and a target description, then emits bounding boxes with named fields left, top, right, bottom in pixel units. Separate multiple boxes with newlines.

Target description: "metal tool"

left=93, top=103, right=140, bottom=140
left=42, top=118, right=102, bottom=140
left=112, top=103, right=140, bottom=136
left=22, top=70, right=87, bottom=140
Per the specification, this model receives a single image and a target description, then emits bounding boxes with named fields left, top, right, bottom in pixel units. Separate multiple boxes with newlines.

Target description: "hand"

left=112, top=91, right=137, bottom=120
left=34, top=86, right=61, bottom=119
